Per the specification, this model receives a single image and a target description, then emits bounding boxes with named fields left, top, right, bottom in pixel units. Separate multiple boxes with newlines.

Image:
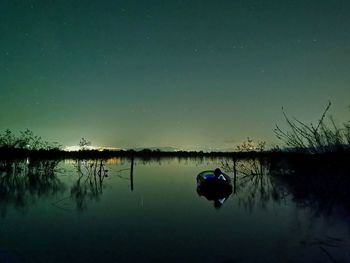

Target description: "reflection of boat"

left=196, top=169, right=233, bottom=209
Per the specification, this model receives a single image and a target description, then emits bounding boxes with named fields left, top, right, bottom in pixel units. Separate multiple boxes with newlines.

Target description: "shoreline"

left=1, top=147, right=349, bottom=161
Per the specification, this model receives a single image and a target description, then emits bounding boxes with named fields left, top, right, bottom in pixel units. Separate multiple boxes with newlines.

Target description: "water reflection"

left=0, top=158, right=114, bottom=213
left=67, top=157, right=134, bottom=211
left=270, top=155, right=350, bottom=217
left=130, top=156, right=134, bottom=191
left=69, top=159, right=109, bottom=211
left=221, top=158, right=287, bottom=211
left=196, top=169, right=233, bottom=209
left=0, top=158, right=64, bottom=216
left=0, top=156, right=349, bottom=262
left=219, top=155, right=350, bottom=226
left=1, top=156, right=349, bottom=217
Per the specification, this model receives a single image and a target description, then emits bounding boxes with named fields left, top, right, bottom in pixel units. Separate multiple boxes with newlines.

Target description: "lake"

left=0, top=157, right=349, bottom=262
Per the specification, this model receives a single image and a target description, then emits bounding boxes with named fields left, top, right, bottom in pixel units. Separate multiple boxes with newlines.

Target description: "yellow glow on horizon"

left=64, top=145, right=121, bottom=152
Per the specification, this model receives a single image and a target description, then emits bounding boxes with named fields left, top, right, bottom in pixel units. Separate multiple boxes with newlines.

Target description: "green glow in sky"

left=1, top=0, right=349, bottom=150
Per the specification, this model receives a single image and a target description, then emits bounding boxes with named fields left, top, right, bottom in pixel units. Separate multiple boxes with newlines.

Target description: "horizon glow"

left=1, top=1, right=350, bottom=150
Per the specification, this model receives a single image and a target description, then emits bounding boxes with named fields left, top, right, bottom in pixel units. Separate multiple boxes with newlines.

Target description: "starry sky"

left=1, top=0, right=350, bottom=150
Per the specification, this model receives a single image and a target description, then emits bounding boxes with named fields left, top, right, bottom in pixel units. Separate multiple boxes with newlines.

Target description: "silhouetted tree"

left=78, top=138, right=91, bottom=150
left=0, top=129, right=61, bottom=150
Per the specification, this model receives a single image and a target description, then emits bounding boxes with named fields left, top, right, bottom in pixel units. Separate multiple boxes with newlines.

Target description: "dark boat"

left=196, top=169, right=233, bottom=208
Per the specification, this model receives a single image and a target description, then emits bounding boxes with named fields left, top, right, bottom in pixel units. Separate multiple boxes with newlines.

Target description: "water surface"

left=0, top=157, right=349, bottom=262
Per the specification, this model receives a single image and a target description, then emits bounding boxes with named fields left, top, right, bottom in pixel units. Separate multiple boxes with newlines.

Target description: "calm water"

left=0, top=157, right=349, bottom=263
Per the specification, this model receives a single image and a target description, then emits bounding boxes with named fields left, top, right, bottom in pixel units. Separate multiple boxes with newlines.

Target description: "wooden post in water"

left=233, top=157, right=237, bottom=194
left=99, top=159, right=103, bottom=185
left=130, top=156, right=134, bottom=191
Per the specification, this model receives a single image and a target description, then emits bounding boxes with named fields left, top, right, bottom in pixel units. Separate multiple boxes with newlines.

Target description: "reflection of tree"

left=270, top=155, right=350, bottom=217
left=221, top=154, right=350, bottom=218
left=268, top=156, right=350, bottom=263
left=0, top=159, right=64, bottom=217
left=70, top=159, right=108, bottom=211
left=221, top=158, right=288, bottom=210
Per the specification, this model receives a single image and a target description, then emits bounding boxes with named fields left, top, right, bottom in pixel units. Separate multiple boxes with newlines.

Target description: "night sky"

left=1, top=0, right=350, bottom=150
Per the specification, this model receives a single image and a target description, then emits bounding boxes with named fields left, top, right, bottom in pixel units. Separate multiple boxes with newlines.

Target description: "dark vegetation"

left=0, top=129, right=61, bottom=151
left=1, top=103, right=349, bottom=159
left=1, top=102, right=349, bottom=216
left=274, top=102, right=350, bottom=153
left=0, top=104, right=348, bottom=262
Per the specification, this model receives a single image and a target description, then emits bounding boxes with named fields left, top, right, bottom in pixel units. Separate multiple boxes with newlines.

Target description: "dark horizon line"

left=1, top=146, right=350, bottom=160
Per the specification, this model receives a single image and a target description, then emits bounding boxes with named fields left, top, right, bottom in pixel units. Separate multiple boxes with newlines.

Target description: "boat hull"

left=196, top=171, right=233, bottom=200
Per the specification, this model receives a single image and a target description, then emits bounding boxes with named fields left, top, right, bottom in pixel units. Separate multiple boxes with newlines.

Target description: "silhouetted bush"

left=0, top=129, right=61, bottom=150
left=274, top=102, right=350, bottom=153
